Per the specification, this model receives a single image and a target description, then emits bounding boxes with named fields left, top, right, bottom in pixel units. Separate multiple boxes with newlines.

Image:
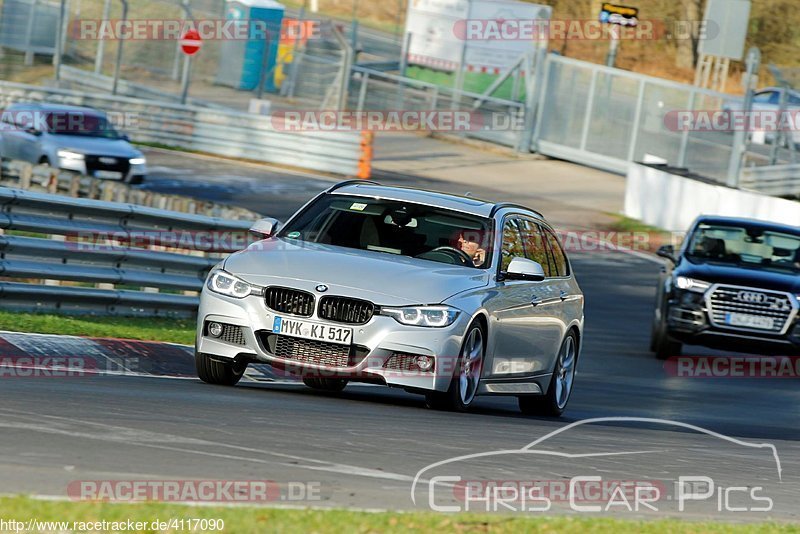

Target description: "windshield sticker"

left=286, top=231, right=301, bottom=239
left=350, top=203, right=368, bottom=211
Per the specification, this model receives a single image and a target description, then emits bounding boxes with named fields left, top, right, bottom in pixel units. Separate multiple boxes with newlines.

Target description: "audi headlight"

left=675, top=276, right=711, bottom=294
left=207, top=270, right=254, bottom=299
left=57, top=149, right=84, bottom=160
left=129, top=157, right=146, bottom=165
left=381, top=305, right=460, bottom=327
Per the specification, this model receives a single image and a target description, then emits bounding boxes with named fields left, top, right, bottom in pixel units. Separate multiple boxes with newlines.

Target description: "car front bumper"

left=665, top=292, right=800, bottom=354
left=196, top=288, right=474, bottom=393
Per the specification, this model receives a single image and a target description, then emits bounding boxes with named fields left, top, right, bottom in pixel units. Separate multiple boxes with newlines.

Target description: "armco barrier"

left=0, top=159, right=261, bottom=220
left=0, top=81, right=365, bottom=176
left=0, top=186, right=256, bottom=317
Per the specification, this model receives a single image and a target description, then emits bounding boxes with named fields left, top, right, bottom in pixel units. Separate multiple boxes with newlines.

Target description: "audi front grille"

left=707, top=285, right=797, bottom=335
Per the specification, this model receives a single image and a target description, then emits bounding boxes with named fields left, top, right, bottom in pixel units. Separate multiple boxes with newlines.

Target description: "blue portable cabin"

left=215, top=0, right=285, bottom=92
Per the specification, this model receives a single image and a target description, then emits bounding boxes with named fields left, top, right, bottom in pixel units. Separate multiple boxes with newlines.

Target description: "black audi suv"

left=651, top=216, right=800, bottom=358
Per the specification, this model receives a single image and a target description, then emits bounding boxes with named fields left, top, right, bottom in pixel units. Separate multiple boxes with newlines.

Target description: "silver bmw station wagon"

left=196, top=181, right=585, bottom=415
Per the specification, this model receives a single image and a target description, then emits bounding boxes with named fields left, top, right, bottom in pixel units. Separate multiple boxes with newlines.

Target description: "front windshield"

left=278, top=194, right=494, bottom=268
left=46, top=112, right=121, bottom=139
left=686, top=223, right=800, bottom=273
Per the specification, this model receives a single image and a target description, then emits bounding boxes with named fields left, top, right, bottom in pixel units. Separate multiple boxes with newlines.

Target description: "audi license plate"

left=725, top=313, right=774, bottom=330
left=94, top=170, right=123, bottom=180
left=272, top=316, right=353, bottom=345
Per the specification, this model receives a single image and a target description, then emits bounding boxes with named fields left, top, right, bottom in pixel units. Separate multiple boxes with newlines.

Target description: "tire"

left=126, top=175, right=145, bottom=185
left=425, top=320, right=485, bottom=412
left=303, top=377, right=348, bottom=392
left=653, top=332, right=682, bottom=361
left=196, top=352, right=247, bottom=386
left=519, top=332, right=578, bottom=417
left=651, top=307, right=682, bottom=361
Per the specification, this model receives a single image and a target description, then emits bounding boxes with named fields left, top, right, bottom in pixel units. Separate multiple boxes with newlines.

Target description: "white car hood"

left=223, top=238, right=491, bottom=305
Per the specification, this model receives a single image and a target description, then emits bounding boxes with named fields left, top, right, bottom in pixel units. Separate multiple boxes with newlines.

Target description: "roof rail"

left=490, top=202, right=544, bottom=219
left=326, top=179, right=381, bottom=192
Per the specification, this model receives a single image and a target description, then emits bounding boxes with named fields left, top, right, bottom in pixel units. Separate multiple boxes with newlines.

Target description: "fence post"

left=726, top=47, right=760, bottom=188
left=677, top=90, right=696, bottom=168
left=23, top=0, right=39, bottom=66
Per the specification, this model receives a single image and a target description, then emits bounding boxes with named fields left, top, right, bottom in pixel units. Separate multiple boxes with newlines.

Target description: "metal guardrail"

left=0, top=158, right=261, bottom=219
left=0, top=186, right=255, bottom=317
left=59, top=66, right=229, bottom=110
left=740, top=164, right=800, bottom=198
left=0, top=81, right=368, bottom=176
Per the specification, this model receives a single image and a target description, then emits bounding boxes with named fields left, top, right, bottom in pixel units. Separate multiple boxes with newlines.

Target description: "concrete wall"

left=625, top=163, right=800, bottom=232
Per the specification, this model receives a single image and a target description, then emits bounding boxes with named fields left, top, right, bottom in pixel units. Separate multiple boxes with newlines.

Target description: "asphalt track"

left=1, top=150, right=798, bottom=522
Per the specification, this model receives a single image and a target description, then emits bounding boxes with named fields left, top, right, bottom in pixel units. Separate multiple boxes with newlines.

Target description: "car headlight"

left=206, top=270, right=254, bottom=299
left=380, top=305, right=460, bottom=327
left=675, top=276, right=711, bottom=293
left=57, top=149, right=84, bottom=160
left=129, top=157, right=146, bottom=165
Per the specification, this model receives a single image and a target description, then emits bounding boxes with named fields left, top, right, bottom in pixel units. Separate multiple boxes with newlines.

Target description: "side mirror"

left=120, top=133, right=130, bottom=141
left=249, top=217, right=281, bottom=238
left=505, top=257, right=546, bottom=282
left=25, top=126, right=41, bottom=136
left=656, top=244, right=677, bottom=263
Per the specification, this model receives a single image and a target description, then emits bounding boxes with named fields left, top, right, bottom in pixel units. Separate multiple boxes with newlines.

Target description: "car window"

left=500, top=218, right=525, bottom=272
left=518, top=218, right=553, bottom=277
left=543, top=227, right=569, bottom=277
left=789, top=93, right=800, bottom=106
left=278, top=194, right=494, bottom=269
left=753, top=91, right=779, bottom=105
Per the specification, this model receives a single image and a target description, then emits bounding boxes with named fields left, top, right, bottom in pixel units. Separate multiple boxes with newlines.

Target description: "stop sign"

left=180, top=29, right=202, bottom=56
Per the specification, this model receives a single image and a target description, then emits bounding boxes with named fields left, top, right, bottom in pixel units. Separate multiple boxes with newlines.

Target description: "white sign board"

left=405, top=0, right=551, bottom=74
left=698, top=0, right=750, bottom=61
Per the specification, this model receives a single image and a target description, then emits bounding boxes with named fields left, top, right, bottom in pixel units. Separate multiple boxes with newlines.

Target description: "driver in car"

left=457, top=230, right=487, bottom=267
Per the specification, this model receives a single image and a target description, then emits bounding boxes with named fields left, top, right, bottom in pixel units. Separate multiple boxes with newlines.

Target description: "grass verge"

left=1, top=496, right=795, bottom=534
left=603, top=214, right=676, bottom=254
left=0, top=311, right=195, bottom=345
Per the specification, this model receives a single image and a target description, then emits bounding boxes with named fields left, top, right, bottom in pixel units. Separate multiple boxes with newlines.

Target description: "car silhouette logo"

left=736, top=291, right=767, bottom=304
left=315, top=284, right=329, bottom=293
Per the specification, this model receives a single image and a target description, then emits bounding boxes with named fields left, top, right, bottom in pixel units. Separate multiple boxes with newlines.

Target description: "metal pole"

left=54, top=0, right=67, bottom=81
left=111, top=0, right=128, bottom=95
left=256, top=35, right=273, bottom=101
left=677, top=90, right=695, bottom=168
left=605, top=25, right=620, bottom=68
left=180, top=55, right=192, bottom=104
left=94, top=0, right=111, bottom=73
left=24, top=0, right=39, bottom=66
left=350, top=0, right=360, bottom=57
left=178, top=0, right=194, bottom=104
left=283, top=5, right=306, bottom=98
left=331, top=26, right=353, bottom=110
left=726, top=47, right=760, bottom=188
